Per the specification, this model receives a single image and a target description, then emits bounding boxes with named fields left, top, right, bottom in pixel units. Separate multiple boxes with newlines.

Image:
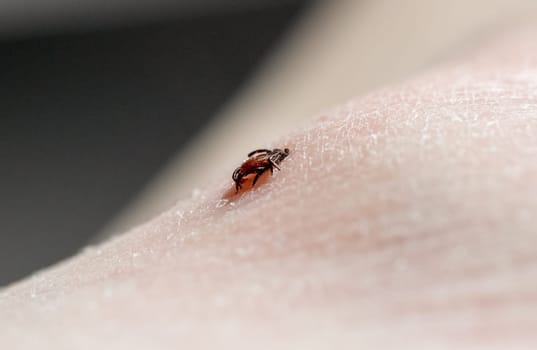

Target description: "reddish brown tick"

left=232, top=148, right=290, bottom=193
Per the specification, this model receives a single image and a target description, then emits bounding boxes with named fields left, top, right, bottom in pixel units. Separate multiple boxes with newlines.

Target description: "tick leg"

left=248, top=149, right=272, bottom=157
left=270, top=161, right=281, bottom=171
left=252, top=168, right=267, bottom=186
left=235, top=177, right=246, bottom=193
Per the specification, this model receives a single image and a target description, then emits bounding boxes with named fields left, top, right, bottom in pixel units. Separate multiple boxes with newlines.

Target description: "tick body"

left=232, top=148, right=290, bottom=193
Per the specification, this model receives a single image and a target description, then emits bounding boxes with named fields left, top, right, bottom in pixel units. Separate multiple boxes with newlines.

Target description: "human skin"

left=2, top=29, right=537, bottom=349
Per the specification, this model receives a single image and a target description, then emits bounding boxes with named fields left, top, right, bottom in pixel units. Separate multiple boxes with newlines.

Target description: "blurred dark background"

left=0, top=0, right=310, bottom=286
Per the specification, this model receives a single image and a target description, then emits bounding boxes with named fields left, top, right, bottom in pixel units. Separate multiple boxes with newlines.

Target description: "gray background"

left=0, top=0, right=310, bottom=286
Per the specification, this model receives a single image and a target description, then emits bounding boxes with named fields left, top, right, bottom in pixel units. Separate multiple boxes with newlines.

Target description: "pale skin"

left=2, top=29, right=537, bottom=349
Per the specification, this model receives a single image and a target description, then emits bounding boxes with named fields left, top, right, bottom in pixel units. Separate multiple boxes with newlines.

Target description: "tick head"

left=270, top=148, right=290, bottom=164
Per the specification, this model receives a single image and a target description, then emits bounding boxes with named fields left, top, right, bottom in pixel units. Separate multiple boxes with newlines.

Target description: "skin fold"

left=2, top=29, right=537, bottom=349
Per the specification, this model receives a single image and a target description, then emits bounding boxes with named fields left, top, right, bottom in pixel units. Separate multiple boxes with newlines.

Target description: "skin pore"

left=2, top=29, right=537, bottom=349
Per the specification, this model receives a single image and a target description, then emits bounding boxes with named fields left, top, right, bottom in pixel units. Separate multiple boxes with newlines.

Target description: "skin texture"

left=2, top=29, right=537, bottom=349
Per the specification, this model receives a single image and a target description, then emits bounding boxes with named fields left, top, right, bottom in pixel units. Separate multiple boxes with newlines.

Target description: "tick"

left=232, top=148, right=290, bottom=193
